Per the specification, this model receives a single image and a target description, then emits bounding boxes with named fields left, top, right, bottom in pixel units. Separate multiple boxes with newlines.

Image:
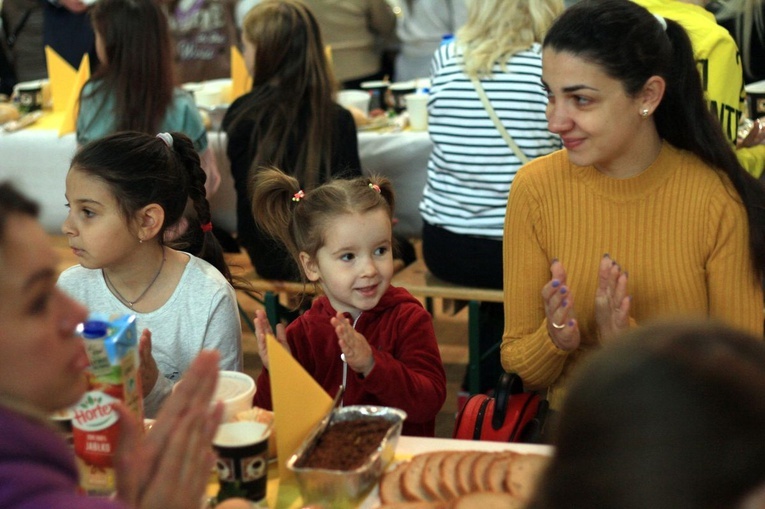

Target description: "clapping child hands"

left=331, top=312, right=375, bottom=377
left=253, top=308, right=290, bottom=371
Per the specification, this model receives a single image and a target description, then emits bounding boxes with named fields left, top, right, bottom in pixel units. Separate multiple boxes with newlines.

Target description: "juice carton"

left=72, top=314, right=143, bottom=496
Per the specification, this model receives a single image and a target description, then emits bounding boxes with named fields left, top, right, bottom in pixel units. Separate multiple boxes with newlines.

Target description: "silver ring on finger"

left=552, top=321, right=566, bottom=329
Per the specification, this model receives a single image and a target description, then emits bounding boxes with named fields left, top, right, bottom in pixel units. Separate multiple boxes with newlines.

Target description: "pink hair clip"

left=292, top=190, right=305, bottom=202
left=369, top=183, right=381, bottom=193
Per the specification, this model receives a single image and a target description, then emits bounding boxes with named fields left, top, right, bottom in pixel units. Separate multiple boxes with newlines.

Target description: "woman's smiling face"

left=542, top=49, right=658, bottom=177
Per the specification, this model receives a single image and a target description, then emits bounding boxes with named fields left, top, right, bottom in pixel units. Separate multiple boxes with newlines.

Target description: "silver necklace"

left=103, top=248, right=166, bottom=309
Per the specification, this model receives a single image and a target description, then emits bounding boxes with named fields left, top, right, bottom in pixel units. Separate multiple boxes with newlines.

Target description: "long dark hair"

left=528, top=319, right=765, bottom=509
left=84, top=0, right=175, bottom=134
left=70, top=131, right=234, bottom=285
left=222, top=0, right=337, bottom=189
left=544, top=0, right=765, bottom=280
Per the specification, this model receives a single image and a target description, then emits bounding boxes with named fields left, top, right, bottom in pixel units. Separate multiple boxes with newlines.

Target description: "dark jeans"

left=422, top=222, right=504, bottom=393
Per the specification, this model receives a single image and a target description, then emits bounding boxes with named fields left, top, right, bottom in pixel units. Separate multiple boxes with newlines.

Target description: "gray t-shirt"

left=57, top=253, right=242, bottom=417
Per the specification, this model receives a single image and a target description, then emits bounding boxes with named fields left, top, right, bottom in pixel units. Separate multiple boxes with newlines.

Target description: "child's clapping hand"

left=332, top=312, right=375, bottom=377
left=253, top=309, right=290, bottom=371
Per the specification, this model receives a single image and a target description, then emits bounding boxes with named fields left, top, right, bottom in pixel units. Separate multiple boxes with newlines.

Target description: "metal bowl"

left=287, top=405, right=407, bottom=508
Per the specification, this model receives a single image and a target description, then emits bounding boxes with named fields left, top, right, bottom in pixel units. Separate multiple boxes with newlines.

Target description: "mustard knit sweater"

left=502, top=143, right=764, bottom=410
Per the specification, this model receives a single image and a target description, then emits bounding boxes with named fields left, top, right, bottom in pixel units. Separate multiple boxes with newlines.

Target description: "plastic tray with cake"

left=287, top=405, right=406, bottom=508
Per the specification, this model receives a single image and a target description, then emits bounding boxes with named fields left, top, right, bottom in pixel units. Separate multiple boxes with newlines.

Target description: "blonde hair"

left=458, top=0, right=563, bottom=78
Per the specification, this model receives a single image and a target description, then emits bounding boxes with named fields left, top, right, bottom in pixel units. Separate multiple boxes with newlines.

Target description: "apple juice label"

left=73, top=315, right=142, bottom=496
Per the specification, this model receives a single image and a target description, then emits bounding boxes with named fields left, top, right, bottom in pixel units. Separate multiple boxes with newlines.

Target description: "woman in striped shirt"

left=418, top=0, right=562, bottom=393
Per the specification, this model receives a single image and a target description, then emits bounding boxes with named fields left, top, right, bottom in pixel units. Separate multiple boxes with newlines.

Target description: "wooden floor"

left=53, top=236, right=469, bottom=438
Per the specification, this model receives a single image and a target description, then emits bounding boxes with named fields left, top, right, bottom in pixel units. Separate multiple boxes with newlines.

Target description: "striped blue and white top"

left=419, top=41, right=561, bottom=239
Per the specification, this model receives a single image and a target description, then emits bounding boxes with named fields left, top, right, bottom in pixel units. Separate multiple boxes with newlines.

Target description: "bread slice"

left=380, top=502, right=447, bottom=509
left=506, top=453, right=550, bottom=502
left=455, top=451, right=483, bottom=495
left=421, top=451, right=452, bottom=501
left=471, top=452, right=500, bottom=492
left=380, top=461, right=410, bottom=505
left=438, top=450, right=466, bottom=500
left=486, top=453, right=515, bottom=493
left=450, top=491, right=525, bottom=509
left=402, top=453, right=438, bottom=502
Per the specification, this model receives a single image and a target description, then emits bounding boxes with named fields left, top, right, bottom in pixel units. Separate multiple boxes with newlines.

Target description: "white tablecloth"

left=1, top=126, right=432, bottom=238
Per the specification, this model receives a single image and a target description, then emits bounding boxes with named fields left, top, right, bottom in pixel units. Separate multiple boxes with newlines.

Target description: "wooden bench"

left=224, top=250, right=318, bottom=332
left=391, top=259, right=504, bottom=395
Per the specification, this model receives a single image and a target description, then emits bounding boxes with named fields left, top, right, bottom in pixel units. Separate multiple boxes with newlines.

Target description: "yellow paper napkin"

left=45, top=46, right=76, bottom=114
left=58, top=54, right=90, bottom=137
left=230, top=46, right=252, bottom=102
left=266, top=333, right=332, bottom=483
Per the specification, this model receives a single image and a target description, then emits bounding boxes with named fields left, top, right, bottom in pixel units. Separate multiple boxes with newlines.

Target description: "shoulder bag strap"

left=470, top=76, right=529, bottom=164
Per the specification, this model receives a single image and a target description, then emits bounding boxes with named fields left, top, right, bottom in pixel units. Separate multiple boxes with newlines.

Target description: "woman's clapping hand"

left=544, top=255, right=632, bottom=350
left=594, top=254, right=631, bottom=342
left=115, top=350, right=223, bottom=509
left=543, top=259, right=581, bottom=351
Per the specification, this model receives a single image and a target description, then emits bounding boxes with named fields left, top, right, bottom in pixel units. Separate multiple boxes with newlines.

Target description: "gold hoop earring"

left=640, top=108, right=650, bottom=118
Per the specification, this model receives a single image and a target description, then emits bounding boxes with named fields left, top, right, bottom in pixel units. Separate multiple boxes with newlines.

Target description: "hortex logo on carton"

left=73, top=390, right=120, bottom=431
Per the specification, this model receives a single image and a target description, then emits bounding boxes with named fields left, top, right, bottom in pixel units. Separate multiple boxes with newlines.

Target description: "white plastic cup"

left=405, top=93, right=429, bottom=131
left=745, top=80, right=765, bottom=119
left=337, top=90, right=371, bottom=116
left=214, top=371, right=256, bottom=423
left=194, top=88, right=223, bottom=108
left=174, top=370, right=256, bottom=423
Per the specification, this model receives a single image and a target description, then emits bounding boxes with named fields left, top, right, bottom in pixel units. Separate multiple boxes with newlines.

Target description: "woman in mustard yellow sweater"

left=502, top=0, right=765, bottom=411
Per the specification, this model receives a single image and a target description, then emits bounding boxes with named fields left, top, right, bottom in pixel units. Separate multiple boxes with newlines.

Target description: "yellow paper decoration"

left=230, top=46, right=253, bottom=102
left=58, top=54, right=90, bottom=137
left=266, top=333, right=332, bottom=483
left=44, top=46, right=76, bottom=114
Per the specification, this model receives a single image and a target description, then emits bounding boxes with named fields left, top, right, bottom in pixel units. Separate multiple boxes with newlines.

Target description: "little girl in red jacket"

left=249, top=168, right=446, bottom=437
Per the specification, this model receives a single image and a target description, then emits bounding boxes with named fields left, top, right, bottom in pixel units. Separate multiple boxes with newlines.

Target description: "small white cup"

left=175, top=370, right=256, bottom=423
left=194, top=88, right=223, bottom=108
left=214, top=371, right=256, bottom=422
left=337, top=90, right=371, bottom=116
left=405, top=93, right=429, bottom=131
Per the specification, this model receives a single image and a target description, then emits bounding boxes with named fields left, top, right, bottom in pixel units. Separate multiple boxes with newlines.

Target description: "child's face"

left=301, top=209, right=394, bottom=319
left=61, top=168, right=141, bottom=270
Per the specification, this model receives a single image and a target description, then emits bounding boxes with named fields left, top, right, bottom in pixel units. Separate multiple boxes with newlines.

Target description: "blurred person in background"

left=222, top=0, right=362, bottom=281
left=303, top=0, right=397, bottom=89
left=419, top=0, right=563, bottom=397
left=77, top=0, right=220, bottom=200
left=1, top=0, right=46, bottom=91
left=394, top=0, right=468, bottom=82
left=711, top=0, right=765, bottom=83
left=634, top=0, right=765, bottom=179
left=42, top=0, right=98, bottom=72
